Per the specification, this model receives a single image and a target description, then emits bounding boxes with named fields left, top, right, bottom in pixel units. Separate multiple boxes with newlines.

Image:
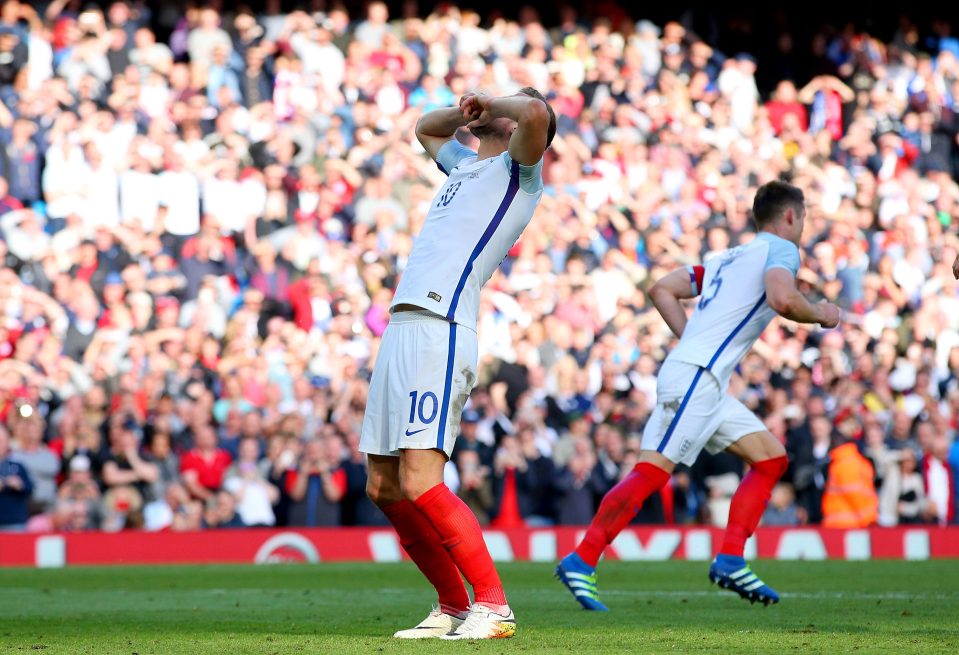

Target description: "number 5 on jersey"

left=406, top=390, right=438, bottom=436
left=698, top=256, right=735, bottom=309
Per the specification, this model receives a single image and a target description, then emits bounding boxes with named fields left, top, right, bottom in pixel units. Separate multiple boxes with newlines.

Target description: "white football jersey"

left=391, top=141, right=543, bottom=329
left=667, top=232, right=801, bottom=389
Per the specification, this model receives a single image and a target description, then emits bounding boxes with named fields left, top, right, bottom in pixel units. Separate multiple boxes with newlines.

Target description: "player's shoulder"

left=502, top=152, right=544, bottom=194
left=752, top=231, right=799, bottom=250
left=753, top=232, right=801, bottom=274
left=435, top=140, right=478, bottom=175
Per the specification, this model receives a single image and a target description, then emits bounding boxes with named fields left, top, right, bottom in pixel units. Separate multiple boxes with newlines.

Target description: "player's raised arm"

left=649, top=266, right=702, bottom=338
left=414, top=104, right=468, bottom=162
left=764, top=268, right=841, bottom=328
left=463, top=90, right=554, bottom=165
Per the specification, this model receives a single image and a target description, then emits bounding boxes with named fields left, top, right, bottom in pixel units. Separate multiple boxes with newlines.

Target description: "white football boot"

left=440, top=604, right=516, bottom=640
left=393, top=606, right=465, bottom=639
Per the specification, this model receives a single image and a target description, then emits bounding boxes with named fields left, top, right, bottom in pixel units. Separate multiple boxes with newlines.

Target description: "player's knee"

left=367, top=477, right=402, bottom=507
left=399, top=476, right=434, bottom=502
left=760, top=452, right=789, bottom=478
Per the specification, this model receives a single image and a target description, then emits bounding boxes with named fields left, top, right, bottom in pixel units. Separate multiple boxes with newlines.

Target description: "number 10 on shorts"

left=409, top=390, right=438, bottom=425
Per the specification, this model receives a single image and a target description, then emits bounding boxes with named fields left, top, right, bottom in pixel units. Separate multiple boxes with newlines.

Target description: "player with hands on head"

left=360, top=87, right=556, bottom=640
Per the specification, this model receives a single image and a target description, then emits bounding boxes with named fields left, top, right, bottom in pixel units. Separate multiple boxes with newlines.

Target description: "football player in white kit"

left=360, top=88, right=555, bottom=639
left=557, top=181, right=842, bottom=610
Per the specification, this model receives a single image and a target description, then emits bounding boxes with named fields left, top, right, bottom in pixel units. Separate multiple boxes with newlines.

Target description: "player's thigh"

left=708, top=396, right=785, bottom=464
left=366, top=454, right=402, bottom=506
left=640, top=362, right=724, bottom=467
left=359, top=322, right=401, bottom=458
left=396, top=320, right=477, bottom=460
left=723, top=430, right=787, bottom=464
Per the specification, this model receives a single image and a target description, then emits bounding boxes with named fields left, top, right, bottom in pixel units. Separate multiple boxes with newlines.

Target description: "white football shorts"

left=641, top=359, right=767, bottom=466
left=360, top=310, right=477, bottom=459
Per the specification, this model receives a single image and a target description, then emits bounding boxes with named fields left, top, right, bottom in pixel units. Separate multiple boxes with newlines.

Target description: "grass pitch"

left=1, top=560, right=957, bottom=654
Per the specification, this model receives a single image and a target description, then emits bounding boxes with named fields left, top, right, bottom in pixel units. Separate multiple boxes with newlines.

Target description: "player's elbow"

left=414, top=119, right=429, bottom=145
left=766, top=292, right=794, bottom=317
left=414, top=114, right=435, bottom=144
left=648, top=280, right=675, bottom=306
left=520, top=98, right=550, bottom=130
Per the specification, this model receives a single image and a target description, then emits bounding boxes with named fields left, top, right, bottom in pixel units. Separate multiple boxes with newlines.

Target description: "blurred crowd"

left=1, top=1, right=959, bottom=534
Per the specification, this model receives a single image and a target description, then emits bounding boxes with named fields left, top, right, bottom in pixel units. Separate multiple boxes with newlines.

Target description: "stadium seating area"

left=0, top=1, right=957, bottom=533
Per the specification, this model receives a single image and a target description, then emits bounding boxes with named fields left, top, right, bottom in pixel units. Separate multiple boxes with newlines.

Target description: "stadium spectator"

left=179, top=423, right=231, bottom=501
left=223, top=436, right=278, bottom=527
left=879, top=448, right=935, bottom=525
left=101, top=416, right=158, bottom=505
left=0, top=425, right=32, bottom=529
left=0, top=5, right=956, bottom=533
left=554, top=438, right=606, bottom=525
left=287, top=436, right=346, bottom=526
left=822, top=438, right=880, bottom=528
left=456, top=448, right=496, bottom=525
left=762, top=483, right=802, bottom=526
left=203, top=489, right=245, bottom=528
left=921, top=436, right=954, bottom=526
left=9, top=411, right=58, bottom=514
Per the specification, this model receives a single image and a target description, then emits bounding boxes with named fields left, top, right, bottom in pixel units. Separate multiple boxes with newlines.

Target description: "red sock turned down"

left=381, top=499, right=470, bottom=615
left=413, top=483, right=508, bottom=608
left=575, top=463, right=671, bottom=568
left=720, top=455, right=789, bottom=557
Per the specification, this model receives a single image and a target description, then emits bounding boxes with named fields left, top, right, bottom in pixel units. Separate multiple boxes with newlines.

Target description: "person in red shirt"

left=799, top=75, right=854, bottom=141
left=180, top=423, right=232, bottom=501
left=766, top=80, right=808, bottom=135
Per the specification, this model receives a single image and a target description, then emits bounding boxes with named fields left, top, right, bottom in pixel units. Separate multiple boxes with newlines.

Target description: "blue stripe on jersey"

left=436, top=161, right=449, bottom=175
left=436, top=322, right=457, bottom=451
left=445, top=159, right=521, bottom=321
left=706, top=293, right=767, bottom=370
left=658, top=293, right=768, bottom=454
left=656, top=366, right=706, bottom=454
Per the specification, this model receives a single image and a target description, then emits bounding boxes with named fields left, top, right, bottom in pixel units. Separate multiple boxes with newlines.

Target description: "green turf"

left=1, top=560, right=958, bottom=654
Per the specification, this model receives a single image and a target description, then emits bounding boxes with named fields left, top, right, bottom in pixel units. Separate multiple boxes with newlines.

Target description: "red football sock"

left=720, top=455, right=789, bottom=557
left=575, top=462, right=671, bottom=567
left=413, top=483, right=507, bottom=607
left=381, top=499, right=470, bottom=615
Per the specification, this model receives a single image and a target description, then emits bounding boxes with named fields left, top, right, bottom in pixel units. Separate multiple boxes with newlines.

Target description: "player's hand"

left=459, top=93, right=480, bottom=122
left=462, top=93, right=493, bottom=127
left=817, top=301, right=842, bottom=329
left=952, top=253, right=959, bottom=280
left=458, top=92, right=476, bottom=112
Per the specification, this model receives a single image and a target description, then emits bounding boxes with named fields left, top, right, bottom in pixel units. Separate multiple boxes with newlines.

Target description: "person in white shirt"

left=202, top=158, right=250, bottom=234
left=42, top=125, right=89, bottom=224
left=290, top=25, right=344, bottom=97
left=119, top=155, right=161, bottom=232
left=223, top=437, right=278, bottom=527
left=187, top=7, right=232, bottom=64
left=79, top=144, right=120, bottom=229
left=1, top=209, right=50, bottom=262
left=157, top=153, right=200, bottom=237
